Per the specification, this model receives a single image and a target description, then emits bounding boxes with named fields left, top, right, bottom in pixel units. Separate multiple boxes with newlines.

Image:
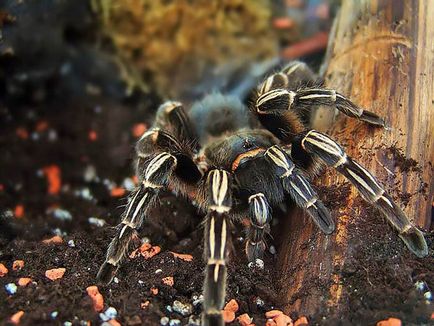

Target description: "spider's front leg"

left=97, top=152, right=177, bottom=284
left=245, top=193, right=271, bottom=261
left=294, top=129, right=428, bottom=257
left=202, top=169, right=233, bottom=326
left=264, top=146, right=335, bottom=234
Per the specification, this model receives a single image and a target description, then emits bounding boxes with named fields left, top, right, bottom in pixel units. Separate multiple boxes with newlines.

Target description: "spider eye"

left=256, top=89, right=295, bottom=113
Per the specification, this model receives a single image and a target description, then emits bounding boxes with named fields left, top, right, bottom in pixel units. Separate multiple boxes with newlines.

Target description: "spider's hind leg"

left=294, top=129, right=428, bottom=257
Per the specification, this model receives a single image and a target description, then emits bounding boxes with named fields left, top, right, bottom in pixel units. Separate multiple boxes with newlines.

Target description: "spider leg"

left=245, top=193, right=271, bottom=261
left=202, top=169, right=232, bottom=326
left=257, top=60, right=317, bottom=96
left=155, top=101, right=199, bottom=150
left=295, top=129, right=428, bottom=257
left=264, top=145, right=335, bottom=234
left=256, top=87, right=386, bottom=132
left=97, top=152, right=177, bottom=284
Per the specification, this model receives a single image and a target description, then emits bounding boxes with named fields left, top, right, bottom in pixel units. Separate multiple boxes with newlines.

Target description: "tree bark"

left=277, top=0, right=433, bottom=320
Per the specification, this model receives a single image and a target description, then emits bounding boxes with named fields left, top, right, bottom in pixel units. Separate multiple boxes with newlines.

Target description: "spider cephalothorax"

left=97, top=61, right=428, bottom=326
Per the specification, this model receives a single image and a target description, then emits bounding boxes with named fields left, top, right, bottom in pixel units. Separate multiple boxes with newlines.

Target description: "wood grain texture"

left=277, top=0, right=433, bottom=319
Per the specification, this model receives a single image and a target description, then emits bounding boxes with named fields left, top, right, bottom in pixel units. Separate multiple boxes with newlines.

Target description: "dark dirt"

left=0, top=97, right=280, bottom=326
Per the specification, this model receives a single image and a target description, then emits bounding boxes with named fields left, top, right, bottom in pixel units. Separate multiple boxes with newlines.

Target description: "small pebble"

left=12, top=260, right=25, bottom=270
left=224, top=299, right=239, bottom=312
left=166, top=305, right=173, bottom=312
left=256, top=297, right=265, bottom=307
left=162, top=276, right=174, bottom=286
left=113, top=277, right=119, bottom=284
left=5, top=283, right=17, bottom=295
left=192, top=294, right=204, bottom=306
left=122, top=177, right=135, bottom=191
left=88, top=217, right=106, bottom=227
left=248, top=258, right=264, bottom=269
left=76, top=188, right=93, bottom=200
left=169, top=319, right=181, bottom=326
left=172, top=300, right=193, bottom=316
left=83, top=165, right=97, bottom=182
left=45, top=268, right=66, bottom=281
left=86, top=285, right=104, bottom=312
left=414, top=281, right=425, bottom=291
left=0, top=263, right=8, bottom=277
left=237, top=313, right=253, bottom=326
left=18, top=278, right=32, bottom=286
left=160, top=317, right=170, bottom=325
left=155, top=269, right=163, bottom=274
left=52, top=208, right=72, bottom=221
left=269, top=245, right=277, bottom=254
left=99, top=312, right=110, bottom=322
left=64, top=322, right=72, bottom=326
left=10, top=311, right=24, bottom=325
left=105, top=307, right=117, bottom=319
left=51, top=311, right=58, bottom=319
left=424, top=291, right=432, bottom=301
left=68, top=239, right=76, bottom=247
left=187, top=315, right=201, bottom=325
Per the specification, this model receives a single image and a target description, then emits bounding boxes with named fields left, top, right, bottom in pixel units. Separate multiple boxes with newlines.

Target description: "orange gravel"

left=294, top=316, right=308, bottom=326
left=224, top=299, right=239, bottom=313
left=88, top=130, right=98, bottom=141
left=274, top=313, right=293, bottom=326
left=12, top=260, right=25, bottom=271
left=0, top=263, right=9, bottom=277
left=17, top=278, right=32, bottom=287
left=10, top=311, right=24, bottom=325
left=265, top=310, right=283, bottom=319
left=14, top=205, right=25, bottom=218
left=16, top=127, right=29, bottom=139
left=162, top=276, right=174, bottom=287
left=376, top=318, right=402, bottom=326
left=42, top=235, right=64, bottom=244
left=86, top=285, right=104, bottom=312
left=42, top=165, right=62, bottom=195
left=237, top=313, right=253, bottom=326
left=45, top=268, right=66, bottom=281
left=222, top=310, right=236, bottom=323
left=110, top=187, right=125, bottom=197
left=170, top=252, right=193, bottom=262
left=132, top=123, right=147, bottom=138
left=35, top=120, right=49, bottom=132
left=142, top=246, right=161, bottom=259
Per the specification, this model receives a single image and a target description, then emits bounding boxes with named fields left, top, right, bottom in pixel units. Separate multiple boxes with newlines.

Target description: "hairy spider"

left=97, top=61, right=428, bottom=325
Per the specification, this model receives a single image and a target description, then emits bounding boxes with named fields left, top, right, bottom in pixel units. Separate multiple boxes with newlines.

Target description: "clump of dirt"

left=386, top=146, right=421, bottom=173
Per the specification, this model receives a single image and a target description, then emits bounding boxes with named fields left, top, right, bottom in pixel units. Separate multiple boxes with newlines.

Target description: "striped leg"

left=255, top=88, right=385, bottom=129
left=202, top=170, right=232, bottom=326
left=257, top=61, right=316, bottom=96
left=97, top=152, right=177, bottom=284
left=295, top=88, right=385, bottom=127
left=245, top=193, right=271, bottom=261
left=264, top=146, right=335, bottom=234
left=299, top=130, right=428, bottom=257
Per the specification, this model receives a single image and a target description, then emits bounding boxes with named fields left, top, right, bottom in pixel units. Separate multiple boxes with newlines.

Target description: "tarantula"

left=97, top=61, right=428, bottom=325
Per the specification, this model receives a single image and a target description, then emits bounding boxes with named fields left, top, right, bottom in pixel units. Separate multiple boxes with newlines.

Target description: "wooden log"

left=277, top=0, right=433, bottom=322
